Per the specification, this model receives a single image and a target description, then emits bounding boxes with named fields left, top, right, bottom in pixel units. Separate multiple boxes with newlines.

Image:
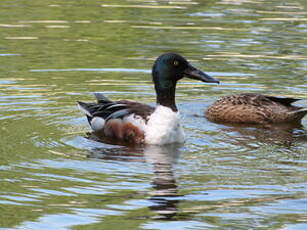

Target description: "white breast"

left=144, top=105, right=185, bottom=145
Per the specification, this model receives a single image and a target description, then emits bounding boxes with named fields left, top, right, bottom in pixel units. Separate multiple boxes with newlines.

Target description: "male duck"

left=205, top=93, right=307, bottom=125
left=78, top=53, right=219, bottom=145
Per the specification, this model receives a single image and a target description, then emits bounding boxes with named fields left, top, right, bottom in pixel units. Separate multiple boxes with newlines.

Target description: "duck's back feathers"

left=205, top=93, right=306, bottom=124
left=78, top=94, right=154, bottom=121
left=264, top=96, right=301, bottom=106
left=94, top=92, right=111, bottom=103
left=77, top=94, right=155, bottom=144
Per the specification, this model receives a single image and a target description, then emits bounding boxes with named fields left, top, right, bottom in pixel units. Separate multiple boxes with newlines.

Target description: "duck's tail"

left=289, top=108, right=307, bottom=115
left=288, top=108, right=307, bottom=121
left=94, top=92, right=110, bottom=103
left=77, top=93, right=110, bottom=117
left=77, top=101, right=93, bottom=117
left=77, top=93, right=114, bottom=131
left=77, top=101, right=106, bottom=131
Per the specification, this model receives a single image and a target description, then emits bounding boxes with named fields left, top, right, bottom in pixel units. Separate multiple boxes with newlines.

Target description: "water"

left=0, top=0, right=306, bottom=229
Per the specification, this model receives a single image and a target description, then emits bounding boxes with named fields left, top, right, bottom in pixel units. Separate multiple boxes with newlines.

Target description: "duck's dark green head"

left=152, top=53, right=219, bottom=86
left=152, top=53, right=219, bottom=111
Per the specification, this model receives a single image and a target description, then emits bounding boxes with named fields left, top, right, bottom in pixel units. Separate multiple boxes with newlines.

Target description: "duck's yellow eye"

left=173, top=60, right=179, bottom=66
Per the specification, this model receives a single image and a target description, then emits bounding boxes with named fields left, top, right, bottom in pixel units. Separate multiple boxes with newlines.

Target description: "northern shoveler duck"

left=78, top=53, right=219, bottom=145
left=205, top=93, right=307, bottom=125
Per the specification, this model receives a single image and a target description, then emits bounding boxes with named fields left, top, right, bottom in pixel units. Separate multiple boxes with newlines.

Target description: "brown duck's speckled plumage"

left=205, top=93, right=307, bottom=124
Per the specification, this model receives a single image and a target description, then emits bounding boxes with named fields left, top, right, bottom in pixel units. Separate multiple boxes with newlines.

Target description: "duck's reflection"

left=216, top=122, right=307, bottom=149
left=144, top=144, right=182, bottom=220
left=87, top=139, right=183, bottom=220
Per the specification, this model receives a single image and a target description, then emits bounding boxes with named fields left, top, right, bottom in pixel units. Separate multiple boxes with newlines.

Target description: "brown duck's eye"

left=173, top=60, right=179, bottom=66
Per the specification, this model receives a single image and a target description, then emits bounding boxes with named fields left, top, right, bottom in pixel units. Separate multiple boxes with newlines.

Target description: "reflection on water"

left=145, top=145, right=182, bottom=220
left=89, top=144, right=183, bottom=220
left=217, top=122, right=307, bottom=148
left=0, top=0, right=307, bottom=229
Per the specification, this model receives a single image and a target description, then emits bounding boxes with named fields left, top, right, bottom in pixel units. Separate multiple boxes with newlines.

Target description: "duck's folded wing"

left=77, top=94, right=154, bottom=124
left=264, top=95, right=301, bottom=106
left=236, top=93, right=301, bottom=107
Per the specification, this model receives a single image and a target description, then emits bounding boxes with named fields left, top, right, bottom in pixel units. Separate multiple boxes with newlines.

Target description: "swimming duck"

left=205, top=93, right=307, bottom=125
left=78, top=53, right=219, bottom=145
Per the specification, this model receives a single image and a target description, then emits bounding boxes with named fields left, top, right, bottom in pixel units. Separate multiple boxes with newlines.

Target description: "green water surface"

left=0, top=0, right=306, bottom=229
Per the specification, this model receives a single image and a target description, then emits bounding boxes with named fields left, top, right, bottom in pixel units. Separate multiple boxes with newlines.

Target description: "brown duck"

left=205, top=93, right=307, bottom=125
